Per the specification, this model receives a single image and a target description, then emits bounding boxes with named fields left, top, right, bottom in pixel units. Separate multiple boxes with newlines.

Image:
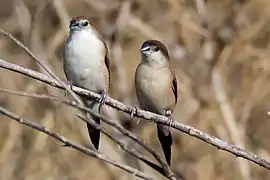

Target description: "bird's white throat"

left=67, top=29, right=103, bottom=63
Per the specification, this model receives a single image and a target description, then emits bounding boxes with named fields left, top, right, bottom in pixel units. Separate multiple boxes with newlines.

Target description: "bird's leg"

left=99, top=90, right=108, bottom=105
left=165, top=110, right=174, bottom=127
left=130, top=105, right=138, bottom=119
left=130, top=105, right=140, bottom=124
left=168, top=116, right=174, bottom=127
left=65, top=80, right=74, bottom=97
left=68, top=80, right=74, bottom=90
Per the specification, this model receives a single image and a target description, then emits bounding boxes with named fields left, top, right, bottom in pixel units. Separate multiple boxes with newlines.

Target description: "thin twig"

left=0, top=59, right=175, bottom=178
left=76, top=114, right=167, bottom=177
left=0, top=28, right=82, bottom=106
left=1, top=24, right=172, bottom=178
left=1, top=59, right=270, bottom=171
left=0, top=88, right=172, bottom=179
left=0, top=106, right=154, bottom=180
left=212, top=69, right=250, bottom=180
left=0, top=87, right=178, bottom=180
left=112, top=1, right=141, bottom=175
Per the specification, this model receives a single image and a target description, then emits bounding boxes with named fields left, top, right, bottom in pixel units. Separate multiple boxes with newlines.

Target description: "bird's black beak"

left=69, top=20, right=79, bottom=28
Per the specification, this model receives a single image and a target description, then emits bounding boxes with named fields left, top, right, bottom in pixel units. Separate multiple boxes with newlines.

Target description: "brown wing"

left=88, top=20, right=110, bottom=85
left=172, top=72, right=178, bottom=104
left=103, top=42, right=110, bottom=85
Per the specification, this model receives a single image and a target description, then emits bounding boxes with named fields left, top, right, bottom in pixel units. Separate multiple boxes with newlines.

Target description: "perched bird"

left=63, top=16, right=110, bottom=150
left=135, top=40, right=178, bottom=166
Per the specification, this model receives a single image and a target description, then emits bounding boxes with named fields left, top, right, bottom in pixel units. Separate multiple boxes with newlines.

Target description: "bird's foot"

left=64, top=81, right=73, bottom=97
left=99, top=90, right=107, bottom=105
left=167, top=116, right=175, bottom=127
left=61, top=143, right=69, bottom=147
left=130, top=105, right=138, bottom=119
left=68, top=81, right=73, bottom=90
left=130, top=105, right=141, bottom=124
left=165, top=110, right=174, bottom=127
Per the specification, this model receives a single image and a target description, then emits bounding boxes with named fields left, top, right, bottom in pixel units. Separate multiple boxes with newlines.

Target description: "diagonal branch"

left=0, top=106, right=154, bottom=180
left=0, top=58, right=176, bottom=178
left=0, top=88, right=171, bottom=179
left=1, top=58, right=270, bottom=170
left=0, top=87, right=178, bottom=180
left=0, top=28, right=82, bottom=109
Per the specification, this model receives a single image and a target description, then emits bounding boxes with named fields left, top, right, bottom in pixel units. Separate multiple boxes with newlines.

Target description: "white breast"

left=64, top=29, right=105, bottom=91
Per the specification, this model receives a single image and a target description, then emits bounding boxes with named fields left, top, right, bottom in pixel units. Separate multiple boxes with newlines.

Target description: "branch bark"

left=0, top=28, right=83, bottom=110
left=0, top=88, right=177, bottom=179
left=1, top=59, right=270, bottom=171
left=0, top=28, right=177, bottom=179
left=0, top=106, right=154, bottom=180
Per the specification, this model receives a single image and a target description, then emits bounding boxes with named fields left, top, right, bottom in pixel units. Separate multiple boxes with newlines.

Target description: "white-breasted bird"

left=63, top=16, right=110, bottom=150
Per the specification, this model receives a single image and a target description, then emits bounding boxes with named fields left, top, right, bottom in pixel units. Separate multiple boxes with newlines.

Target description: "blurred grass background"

left=1, top=0, right=270, bottom=179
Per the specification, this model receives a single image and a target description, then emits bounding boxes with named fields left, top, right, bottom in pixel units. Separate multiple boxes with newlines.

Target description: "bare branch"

left=0, top=106, right=154, bottom=180
left=212, top=68, right=251, bottom=180
left=0, top=58, right=174, bottom=175
left=76, top=114, right=166, bottom=176
left=1, top=59, right=270, bottom=170
left=0, top=88, right=166, bottom=178
left=0, top=28, right=82, bottom=107
left=0, top=87, right=178, bottom=180
left=0, top=29, right=167, bottom=176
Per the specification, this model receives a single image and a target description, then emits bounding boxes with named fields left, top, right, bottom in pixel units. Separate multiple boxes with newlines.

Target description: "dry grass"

left=1, top=0, right=270, bottom=179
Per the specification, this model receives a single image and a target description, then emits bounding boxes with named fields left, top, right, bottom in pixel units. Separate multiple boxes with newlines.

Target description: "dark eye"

left=83, top=21, right=89, bottom=26
left=154, top=46, right=160, bottom=52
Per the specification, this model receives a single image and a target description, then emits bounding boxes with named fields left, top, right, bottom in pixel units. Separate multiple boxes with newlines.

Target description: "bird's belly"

left=140, top=78, right=165, bottom=100
left=137, top=73, right=174, bottom=114
left=65, top=55, right=105, bottom=92
left=78, top=68, right=104, bottom=92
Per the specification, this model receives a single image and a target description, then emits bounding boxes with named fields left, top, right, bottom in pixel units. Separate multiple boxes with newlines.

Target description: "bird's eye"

left=83, top=21, right=89, bottom=27
left=154, top=46, right=160, bottom=52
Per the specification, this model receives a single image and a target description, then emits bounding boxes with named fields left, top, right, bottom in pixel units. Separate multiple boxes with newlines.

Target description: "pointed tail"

left=157, top=124, right=172, bottom=166
left=85, top=102, right=101, bottom=150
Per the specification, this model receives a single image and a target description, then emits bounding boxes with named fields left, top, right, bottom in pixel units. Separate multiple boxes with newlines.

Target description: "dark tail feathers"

left=86, top=102, right=101, bottom=150
left=157, top=125, right=172, bottom=166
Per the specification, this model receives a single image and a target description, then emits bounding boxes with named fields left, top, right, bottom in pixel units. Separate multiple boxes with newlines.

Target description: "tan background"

left=1, top=0, right=270, bottom=179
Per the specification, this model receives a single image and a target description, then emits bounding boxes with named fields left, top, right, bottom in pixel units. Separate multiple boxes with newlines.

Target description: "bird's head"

left=140, top=40, right=170, bottom=66
left=69, top=16, right=98, bottom=34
